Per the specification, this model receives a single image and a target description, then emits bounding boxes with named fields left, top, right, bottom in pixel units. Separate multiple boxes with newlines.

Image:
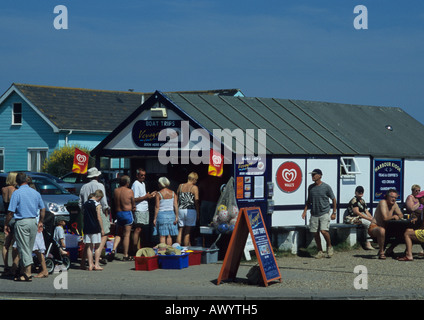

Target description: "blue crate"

left=158, top=253, right=189, bottom=269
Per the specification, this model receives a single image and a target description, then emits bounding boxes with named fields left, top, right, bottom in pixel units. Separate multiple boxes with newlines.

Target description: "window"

left=0, top=148, right=4, bottom=172
left=12, top=103, right=22, bottom=125
left=28, top=149, right=48, bottom=172
left=340, top=157, right=361, bottom=176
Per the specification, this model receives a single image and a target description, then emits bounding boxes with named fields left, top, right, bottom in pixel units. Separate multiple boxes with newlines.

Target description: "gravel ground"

left=2, top=236, right=424, bottom=300
left=269, top=244, right=424, bottom=299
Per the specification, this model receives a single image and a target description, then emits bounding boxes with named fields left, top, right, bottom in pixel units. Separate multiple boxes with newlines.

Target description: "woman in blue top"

left=153, top=177, right=179, bottom=246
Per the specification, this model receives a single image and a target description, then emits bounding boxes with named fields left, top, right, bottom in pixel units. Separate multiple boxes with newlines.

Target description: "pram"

left=33, top=213, right=71, bottom=274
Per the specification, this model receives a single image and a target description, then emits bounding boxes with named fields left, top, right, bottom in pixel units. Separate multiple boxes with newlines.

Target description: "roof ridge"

left=13, top=83, right=147, bottom=95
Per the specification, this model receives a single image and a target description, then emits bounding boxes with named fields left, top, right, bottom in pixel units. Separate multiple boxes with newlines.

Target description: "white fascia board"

left=1, top=84, right=60, bottom=133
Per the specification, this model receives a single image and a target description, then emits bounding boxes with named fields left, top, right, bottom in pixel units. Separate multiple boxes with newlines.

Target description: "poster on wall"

left=374, top=159, right=402, bottom=201
left=275, top=161, right=303, bottom=193
left=235, top=155, right=266, bottom=200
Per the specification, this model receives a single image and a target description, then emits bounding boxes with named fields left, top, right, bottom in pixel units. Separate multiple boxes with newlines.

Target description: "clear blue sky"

left=1, top=1, right=423, bottom=123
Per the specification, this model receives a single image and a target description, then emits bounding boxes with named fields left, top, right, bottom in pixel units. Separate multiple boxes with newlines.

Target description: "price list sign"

left=217, top=207, right=281, bottom=287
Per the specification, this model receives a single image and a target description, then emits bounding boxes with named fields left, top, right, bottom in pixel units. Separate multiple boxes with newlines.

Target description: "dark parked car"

left=59, top=172, right=90, bottom=195
left=15, top=171, right=78, bottom=194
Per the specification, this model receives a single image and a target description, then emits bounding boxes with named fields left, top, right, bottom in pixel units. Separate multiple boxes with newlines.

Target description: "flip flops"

left=397, top=256, right=413, bottom=261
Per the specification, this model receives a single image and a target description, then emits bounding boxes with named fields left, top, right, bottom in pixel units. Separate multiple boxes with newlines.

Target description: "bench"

left=271, top=224, right=362, bottom=254
left=329, top=223, right=361, bottom=247
left=271, top=225, right=309, bottom=254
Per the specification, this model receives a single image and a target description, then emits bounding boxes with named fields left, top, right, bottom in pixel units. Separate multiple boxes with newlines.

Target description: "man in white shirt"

left=131, top=168, right=156, bottom=252
left=79, top=167, right=110, bottom=213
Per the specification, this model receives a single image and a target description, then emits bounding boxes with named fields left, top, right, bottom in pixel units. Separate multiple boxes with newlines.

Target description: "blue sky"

left=1, top=1, right=423, bottom=123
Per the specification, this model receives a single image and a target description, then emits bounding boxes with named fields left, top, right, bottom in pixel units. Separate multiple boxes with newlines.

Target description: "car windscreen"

left=31, top=176, right=70, bottom=195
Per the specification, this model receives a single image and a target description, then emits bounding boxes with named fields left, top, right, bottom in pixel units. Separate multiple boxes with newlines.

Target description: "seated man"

left=368, top=189, right=403, bottom=259
left=399, top=190, right=424, bottom=261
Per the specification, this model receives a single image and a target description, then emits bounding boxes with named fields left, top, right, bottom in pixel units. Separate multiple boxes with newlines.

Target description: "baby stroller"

left=33, top=213, right=71, bottom=274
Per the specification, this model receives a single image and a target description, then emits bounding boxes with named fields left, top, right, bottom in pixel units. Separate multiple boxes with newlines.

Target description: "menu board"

left=245, top=208, right=281, bottom=282
left=217, top=207, right=281, bottom=286
left=374, top=159, right=402, bottom=201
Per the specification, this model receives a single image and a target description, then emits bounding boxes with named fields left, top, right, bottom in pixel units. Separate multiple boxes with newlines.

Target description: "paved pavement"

left=2, top=244, right=424, bottom=300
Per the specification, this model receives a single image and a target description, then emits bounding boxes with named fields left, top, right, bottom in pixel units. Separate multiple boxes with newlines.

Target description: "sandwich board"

left=217, top=207, right=281, bottom=287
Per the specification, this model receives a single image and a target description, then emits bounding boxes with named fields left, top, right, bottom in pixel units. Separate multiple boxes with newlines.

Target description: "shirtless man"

left=369, top=189, right=403, bottom=259
left=110, top=175, right=136, bottom=261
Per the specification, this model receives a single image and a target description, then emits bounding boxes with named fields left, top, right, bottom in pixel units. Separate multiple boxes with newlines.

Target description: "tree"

left=42, top=145, right=94, bottom=177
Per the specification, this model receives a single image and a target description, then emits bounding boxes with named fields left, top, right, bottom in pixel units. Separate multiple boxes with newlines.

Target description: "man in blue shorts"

left=110, top=175, right=135, bottom=261
left=302, top=169, right=337, bottom=259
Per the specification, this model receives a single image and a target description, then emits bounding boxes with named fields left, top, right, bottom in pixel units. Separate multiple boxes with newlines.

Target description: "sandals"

left=378, top=252, right=386, bottom=260
left=122, top=256, right=134, bottom=261
left=397, top=256, right=413, bottom=261
left=14, top=274, right=33, bottom=282
left=34, top=273, right=48, bottom=278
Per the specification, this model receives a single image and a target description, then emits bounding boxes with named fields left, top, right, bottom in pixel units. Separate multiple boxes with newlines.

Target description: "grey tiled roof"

left=164, top=93, right=424, bottom=158
left=13, top=84, right=241, bottom=132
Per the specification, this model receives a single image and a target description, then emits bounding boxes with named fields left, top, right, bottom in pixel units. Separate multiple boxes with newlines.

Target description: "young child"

left=54, top=218, right=67, bottom=255
left=81, top=189, right=105, bottom=271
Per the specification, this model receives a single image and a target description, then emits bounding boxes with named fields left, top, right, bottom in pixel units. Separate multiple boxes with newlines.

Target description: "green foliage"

left=42, top=145, right=94, bottom=177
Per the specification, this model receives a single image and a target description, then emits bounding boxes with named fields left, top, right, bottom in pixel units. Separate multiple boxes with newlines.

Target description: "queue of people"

left=1, top=168, right=222, bottom=280
left=87, top=167, right=220, bottom=262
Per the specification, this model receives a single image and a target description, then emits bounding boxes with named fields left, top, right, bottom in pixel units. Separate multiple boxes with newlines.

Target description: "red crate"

left=188, top=251, right=202, bottom=266
left=135, top=256, right=159, bottom=271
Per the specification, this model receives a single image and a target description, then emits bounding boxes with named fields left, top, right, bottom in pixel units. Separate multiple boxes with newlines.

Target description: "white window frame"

left=0, top=148, right=4, bottom=172
left=12, top=102, right=23, bottom=125
left=27, top=148, right=48, bottom=172
left=340, top=157, right=361, bottom=176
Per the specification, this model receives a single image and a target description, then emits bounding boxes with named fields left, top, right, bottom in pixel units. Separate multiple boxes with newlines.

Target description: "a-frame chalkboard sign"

left=217, top=207, right=282, bottom=286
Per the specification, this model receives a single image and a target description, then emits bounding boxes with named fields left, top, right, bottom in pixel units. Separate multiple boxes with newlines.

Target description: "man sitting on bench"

left=368, top=189, right=403, bottom=260
left=398, top=191, right=424, bottom=261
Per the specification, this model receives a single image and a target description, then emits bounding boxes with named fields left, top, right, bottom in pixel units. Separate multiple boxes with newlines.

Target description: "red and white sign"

left=72, top=148, right=89, bottom=174
left=276, top=161, right=303, bottom=193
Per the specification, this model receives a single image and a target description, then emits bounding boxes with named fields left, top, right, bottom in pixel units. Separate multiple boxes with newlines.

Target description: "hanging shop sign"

left=132, top=120, right=181, bottom=148
left=373, top=159, right=402, bottom=201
